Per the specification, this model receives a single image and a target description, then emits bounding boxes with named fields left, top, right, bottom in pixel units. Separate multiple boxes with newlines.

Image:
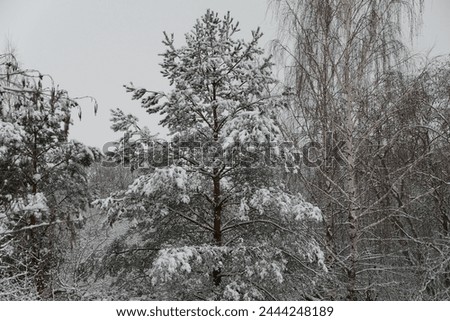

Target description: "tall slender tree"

left=96, top=10, right=325, bottom=300
left=272, top=0, right=425, bottom=299
left=0, top=53, right=99, bottom=298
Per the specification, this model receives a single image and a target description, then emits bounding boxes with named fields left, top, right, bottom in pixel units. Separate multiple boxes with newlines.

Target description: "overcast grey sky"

left=0, top=0, right=449, bottom=148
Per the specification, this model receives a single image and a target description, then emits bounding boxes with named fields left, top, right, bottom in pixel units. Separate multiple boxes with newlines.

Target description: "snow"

left=223, top=282, right=241, bottom=300
left=247, top=188, right=322, bottom=222
left=0, top=121, right=24, bottom=154
left=10, top=193, right=49, bottom=218
left=304, top=243, right=328, bottom=272
left=238, top=198, right=250, bottom=220
left=128, top=166, right=189, bottom=197
left=179, top=194, right=190, bottom=204
left=221, top=110, right=283, bottom=152
left=244, top=257, right=285, bottom=284
left=150, top=246, right=202, bottom=285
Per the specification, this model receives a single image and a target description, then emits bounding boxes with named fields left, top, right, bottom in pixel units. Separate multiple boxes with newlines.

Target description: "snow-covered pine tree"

left=97, top=10, right=325, bottom=300
left=0, top=53, right=100, bottom=299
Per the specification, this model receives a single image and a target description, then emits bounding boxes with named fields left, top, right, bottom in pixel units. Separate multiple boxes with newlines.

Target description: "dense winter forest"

left=1, top=1, right=450, bottom=300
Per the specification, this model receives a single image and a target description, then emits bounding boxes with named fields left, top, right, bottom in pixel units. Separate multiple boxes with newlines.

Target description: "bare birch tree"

left=271, top=0, right=426, bottom=299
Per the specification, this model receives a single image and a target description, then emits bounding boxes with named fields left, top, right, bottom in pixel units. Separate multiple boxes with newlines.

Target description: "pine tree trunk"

left=212, top=173, right=222, bottom=286
left=211, top=85, right=222, bottom=286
